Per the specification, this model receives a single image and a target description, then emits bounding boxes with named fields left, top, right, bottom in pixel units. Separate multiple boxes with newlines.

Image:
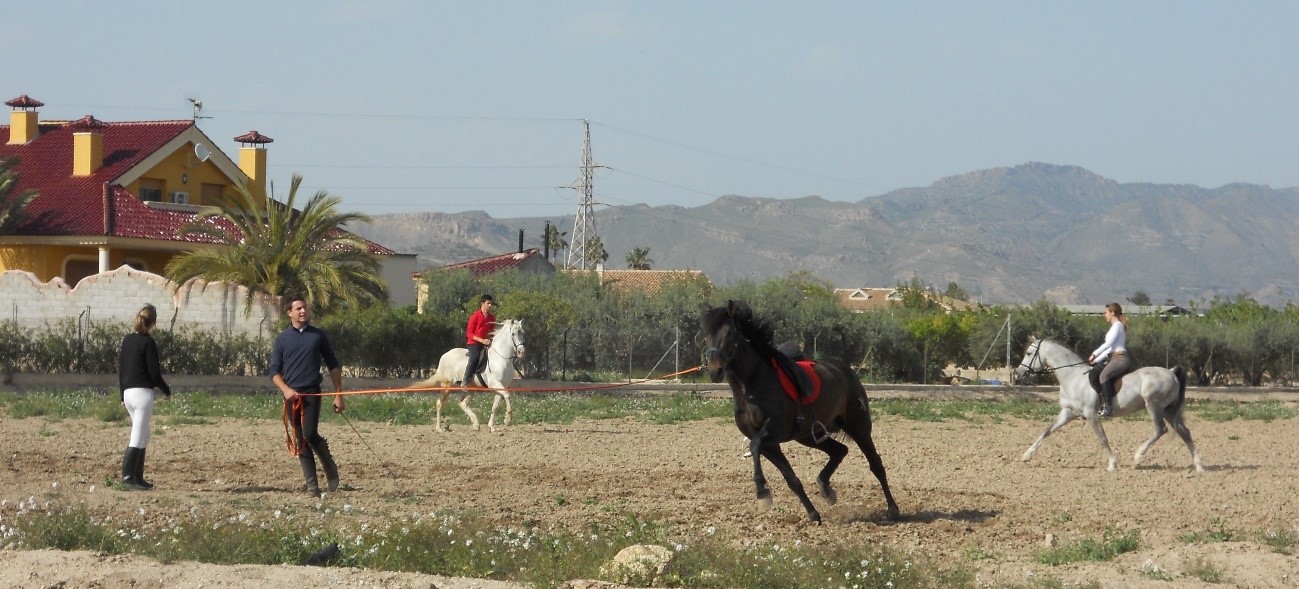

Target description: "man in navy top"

left=271, top=296, right=345, bottom=497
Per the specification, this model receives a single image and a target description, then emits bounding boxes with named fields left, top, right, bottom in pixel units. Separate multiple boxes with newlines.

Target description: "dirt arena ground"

left=2, top=386, right=1298, bottom=588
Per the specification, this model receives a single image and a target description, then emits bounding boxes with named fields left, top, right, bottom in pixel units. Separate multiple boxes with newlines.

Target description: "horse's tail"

left=1169, top=365, right=1188, bottom=416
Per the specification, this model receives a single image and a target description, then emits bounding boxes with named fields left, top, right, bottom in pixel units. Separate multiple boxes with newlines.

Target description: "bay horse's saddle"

left=772, top=341, right=820, bottom=404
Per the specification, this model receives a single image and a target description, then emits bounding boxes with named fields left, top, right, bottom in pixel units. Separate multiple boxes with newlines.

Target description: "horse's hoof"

left=886, top=506, right=901, bottom=521
left=818, top=482, right=837, bottom=505
left=757, top=496, right=773, bottom=512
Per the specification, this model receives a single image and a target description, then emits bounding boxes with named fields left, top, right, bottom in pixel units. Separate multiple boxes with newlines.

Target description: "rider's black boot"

left=1099, top=380, right=1114, bottom=417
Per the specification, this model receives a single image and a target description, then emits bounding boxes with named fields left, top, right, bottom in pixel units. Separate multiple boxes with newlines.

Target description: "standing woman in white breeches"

left=118, top=304, right=171, bottom=491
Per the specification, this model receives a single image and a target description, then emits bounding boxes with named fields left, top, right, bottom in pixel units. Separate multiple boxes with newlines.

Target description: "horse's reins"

left=1017, top=344, right=1090, bottom=380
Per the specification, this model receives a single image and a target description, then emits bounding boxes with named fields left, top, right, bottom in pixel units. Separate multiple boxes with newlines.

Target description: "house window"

left=139, top=178, right=164, bottom=202
left=201, top=182, right=225, bottom=205
left=63, top=257, right=99, bottom=286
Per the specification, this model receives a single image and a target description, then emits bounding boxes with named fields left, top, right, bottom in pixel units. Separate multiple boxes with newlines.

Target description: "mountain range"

left=347, top=162, right=1299, bottom=306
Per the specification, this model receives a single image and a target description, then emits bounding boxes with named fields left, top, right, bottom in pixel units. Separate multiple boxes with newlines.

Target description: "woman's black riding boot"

left=1099, top=380, right=1114, bottom=417
left=121, top=447, right=149, bottom=491
left=135, top=447, right=154, bottom=490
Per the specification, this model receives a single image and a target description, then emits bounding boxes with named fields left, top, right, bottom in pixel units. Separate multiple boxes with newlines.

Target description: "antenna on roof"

left=187, top=97, right=212, bottom=122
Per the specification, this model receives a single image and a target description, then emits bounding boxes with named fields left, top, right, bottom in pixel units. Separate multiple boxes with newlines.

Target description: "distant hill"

left=348, top=162, right=1299, bottom=306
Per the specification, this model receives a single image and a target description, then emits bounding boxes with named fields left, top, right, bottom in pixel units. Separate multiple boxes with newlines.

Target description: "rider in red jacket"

left=462, top=294, right=496, bottom=387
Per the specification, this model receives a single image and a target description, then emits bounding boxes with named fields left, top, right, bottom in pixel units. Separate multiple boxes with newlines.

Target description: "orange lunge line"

left=296, top=365, right=704, bottom=398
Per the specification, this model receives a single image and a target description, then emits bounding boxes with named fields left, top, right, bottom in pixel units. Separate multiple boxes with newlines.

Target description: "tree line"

left=3, top=266, right=1298, bottom=386
left=7, top=163, right=1299, bottom=385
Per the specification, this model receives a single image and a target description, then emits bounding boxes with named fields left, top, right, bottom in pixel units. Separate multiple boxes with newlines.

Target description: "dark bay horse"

left=702, top=300, right=900, bottom=523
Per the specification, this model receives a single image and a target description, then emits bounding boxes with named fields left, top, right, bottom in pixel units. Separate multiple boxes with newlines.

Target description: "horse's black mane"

left=708, top=301, right=778, bottom=359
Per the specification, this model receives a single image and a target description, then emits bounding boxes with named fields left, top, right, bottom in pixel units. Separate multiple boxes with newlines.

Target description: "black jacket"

left=118, top=332, right=171, bottom=401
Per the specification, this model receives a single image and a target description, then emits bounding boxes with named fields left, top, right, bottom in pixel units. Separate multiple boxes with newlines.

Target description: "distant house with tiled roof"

left=415, top=248, right=554, bottom=313
left=593, top=268, right=712, bottom=296
left=835, top=287, right=973, bottom=313
left=835, top=288, right=902, bottom=312
left=0, top=95, right=415, bottom=305
left=440, top=248, right=554, bottom=278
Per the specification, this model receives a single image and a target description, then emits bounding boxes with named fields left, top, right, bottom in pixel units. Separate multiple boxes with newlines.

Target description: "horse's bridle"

left=489, top=323, right=526, bottom=374
left=1016, top=342, right=1089, bottom=382
left=704, top=316, right=747, bottom=375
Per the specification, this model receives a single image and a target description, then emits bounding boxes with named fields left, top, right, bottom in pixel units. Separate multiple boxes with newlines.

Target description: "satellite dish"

left=193, top=143, right=211, bottom=162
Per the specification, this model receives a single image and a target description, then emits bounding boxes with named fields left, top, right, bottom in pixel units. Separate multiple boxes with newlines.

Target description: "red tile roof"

left=0, top=118, right=394, bottom=255
left=441, top=248, right=545, bottom=277
left=5, top=94, right=43, bottom=108
left=1, top=119, right=191, bottom=238
left=233, top=130, right=273, bottom=145
left=595, top=269, right=711, bottom=295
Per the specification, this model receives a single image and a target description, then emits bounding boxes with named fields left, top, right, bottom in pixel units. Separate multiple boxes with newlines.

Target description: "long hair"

left=1106, top=302, right=1128, bottom=328
left=133, top=304, right=158, bottom=334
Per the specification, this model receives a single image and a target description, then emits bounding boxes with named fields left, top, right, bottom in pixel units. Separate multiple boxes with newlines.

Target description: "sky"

left=7, top=1, right=1299, bottom=219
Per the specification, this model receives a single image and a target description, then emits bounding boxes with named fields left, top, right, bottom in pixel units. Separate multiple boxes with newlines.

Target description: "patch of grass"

left=1259, top=528, right=1296, bottom=555
left=94, top=398, right=126, bottom=422
left=0, top=499, right=973, bottom=588
left=873, top=397, right=1058, bottom=423
left=1184, top=557, right=1223, bottom=583
left=962, top=542, right=993, bottom=561
left=513, top=391, right=731, bottom=425
left=36, top=424, right=56, bottom=437
left=161, top=415, right=210, bottom=426
left=1178, top=518, right=1235, bottom=544
left=339, top=393, right=432, bottom=425
left=995, top=577, right=1100, bottom=589
left=1035, top=529, right=1140, bottom=565
left=1050, top=511, right=1073, bottom=525
left=1189, top=399, right=1299, bottom=422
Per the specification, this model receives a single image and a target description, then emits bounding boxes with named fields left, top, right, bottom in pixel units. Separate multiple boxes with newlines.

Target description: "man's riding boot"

left=135, top=447, right=154, bottom=490
left=121, top=447, right=148, bottom=491
left=1099, top=380, right=1114, bottom=417
left=317, top=439, right=340, bottom=492
left=300, top=455, right=321, bottom=498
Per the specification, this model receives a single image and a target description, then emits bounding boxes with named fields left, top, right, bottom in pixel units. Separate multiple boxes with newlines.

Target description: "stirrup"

left=811, top=420, right=831, bottom=444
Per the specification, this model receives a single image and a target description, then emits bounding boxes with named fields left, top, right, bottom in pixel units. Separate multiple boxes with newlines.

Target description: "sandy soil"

left=2, top=389, right=1298, bottom=588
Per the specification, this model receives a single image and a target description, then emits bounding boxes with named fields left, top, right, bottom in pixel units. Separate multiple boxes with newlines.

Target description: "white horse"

left=1013, top=336, right=1203, bottom=472
left=412, top=319, right=525, bottom=433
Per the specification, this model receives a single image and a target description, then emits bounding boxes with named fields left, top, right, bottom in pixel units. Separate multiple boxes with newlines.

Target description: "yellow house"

left=0, top=94, right=413, bottom=301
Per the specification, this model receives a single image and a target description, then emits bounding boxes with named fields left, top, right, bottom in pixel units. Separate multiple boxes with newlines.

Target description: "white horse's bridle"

left=488, top=321, right=525, bottom=375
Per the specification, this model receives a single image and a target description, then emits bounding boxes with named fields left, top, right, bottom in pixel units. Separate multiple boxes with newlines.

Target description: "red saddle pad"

left=771, top=359, right=821, bottom=404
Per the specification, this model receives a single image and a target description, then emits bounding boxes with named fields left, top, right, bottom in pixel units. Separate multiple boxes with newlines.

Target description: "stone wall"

left=0, top=266, right=277, bottom=336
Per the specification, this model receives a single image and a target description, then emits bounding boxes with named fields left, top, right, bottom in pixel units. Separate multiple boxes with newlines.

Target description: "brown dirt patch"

left=2, top=390, right=1297, bottom=588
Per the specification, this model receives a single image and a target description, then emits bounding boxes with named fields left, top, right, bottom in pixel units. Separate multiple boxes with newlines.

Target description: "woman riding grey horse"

left=1088, top=302, right=1131, bottom=417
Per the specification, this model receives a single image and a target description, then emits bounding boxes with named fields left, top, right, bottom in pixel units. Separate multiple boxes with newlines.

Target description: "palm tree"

left=0, top=157, right=38, bottom=235
left=625, top=246, right=653, bottom=270
left=165, top=174, right=387, bottom=315
left=582, top=236, right=609, bottom=268
left=544, top=223, right=568, bottom=262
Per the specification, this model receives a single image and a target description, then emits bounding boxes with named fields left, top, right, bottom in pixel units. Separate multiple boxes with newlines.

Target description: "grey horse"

left=1014, top=336, right=1204, bottom=472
